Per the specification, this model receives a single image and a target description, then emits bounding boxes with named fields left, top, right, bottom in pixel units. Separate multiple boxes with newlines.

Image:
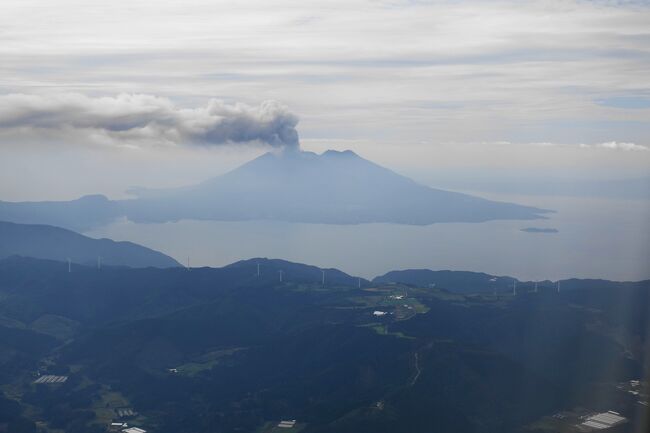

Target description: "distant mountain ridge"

left=0, top=194, right=119, bottom=231
left=225, top=257, right=368, bottom=287
left=373, top=269, right=518, bottom=294
left=373, top=268, right=650, bottom=294
left=0, top=220, right=181, bottom=268
left=0, top=150, right=550, bottom=230
left=124, top=149, right=550, bottom=225
left=1, top=255, right=647, bottom=329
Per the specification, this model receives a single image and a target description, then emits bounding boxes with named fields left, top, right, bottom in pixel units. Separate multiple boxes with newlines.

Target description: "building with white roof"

left=122, top=427, right=147, bottom=433
left=33, top=375, right=68, bottom=384
left=580, top=411, right=626, bottom=430
left=277, top=419, right=296, bottom=428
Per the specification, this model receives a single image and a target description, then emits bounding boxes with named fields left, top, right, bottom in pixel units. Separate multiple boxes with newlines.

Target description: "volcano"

left=0, top=150, right=550, bottom=230
left=122, top=149, right=550, bottom=225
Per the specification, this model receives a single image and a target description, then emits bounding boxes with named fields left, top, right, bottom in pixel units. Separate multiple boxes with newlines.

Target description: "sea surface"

left=86, top=193, right=650, bottom=281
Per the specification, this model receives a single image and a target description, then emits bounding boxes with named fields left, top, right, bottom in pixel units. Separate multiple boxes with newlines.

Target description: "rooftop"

left=580, top=411, right=626, bottom=430
left=277, top=419, right=297, bottom=428
left=122, top=428, right=147, bottom=433
left=33, top=375, right=68, bottom=384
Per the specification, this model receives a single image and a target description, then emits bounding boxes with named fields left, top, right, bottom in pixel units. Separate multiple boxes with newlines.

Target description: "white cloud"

left=482, top=140, right=648, bottom=151
left=0, top=93, right=299, bottom=149
left=580, top=141, right=648, bottom=151
left=0, top=0, right=648, bottom=184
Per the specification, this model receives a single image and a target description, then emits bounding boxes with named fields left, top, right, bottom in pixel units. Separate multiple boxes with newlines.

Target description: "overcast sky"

left=1, top=0, right=649, bottom=200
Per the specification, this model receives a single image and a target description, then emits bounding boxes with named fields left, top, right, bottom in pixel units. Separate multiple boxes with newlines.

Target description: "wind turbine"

left=67, top=258, right=71, bottom=273
left=321, top=270, right=325, bottom=286
left=257, top=263, right=260, bottom=278
left=358, top=277, right=361, bottom=289
left=278, top=270, right=283, bottom=282
left=513, top=279, right=517, bottom=296
left=534, top=281, right=538, bottom=293
left=557, top=280, right=561, bottom=293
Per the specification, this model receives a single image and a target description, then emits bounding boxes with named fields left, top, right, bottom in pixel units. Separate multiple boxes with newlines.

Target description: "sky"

left=0, top=0, right=649, bottom=200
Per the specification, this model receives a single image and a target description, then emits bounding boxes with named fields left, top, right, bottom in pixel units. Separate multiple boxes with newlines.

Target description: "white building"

left=122, top=427, right=147, bottom=433
left=33, top=375, right=68, bottom=384
left=277, top=419, right=296, bottom=428
left=580, top=411, right=626, bottom=430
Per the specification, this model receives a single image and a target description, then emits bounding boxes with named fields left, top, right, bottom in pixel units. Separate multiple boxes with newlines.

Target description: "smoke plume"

left=0, top=93, right=300, bottom=149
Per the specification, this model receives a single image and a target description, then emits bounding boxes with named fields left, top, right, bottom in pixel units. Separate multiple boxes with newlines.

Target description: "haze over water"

left=87, top=192, right=650, bottom=282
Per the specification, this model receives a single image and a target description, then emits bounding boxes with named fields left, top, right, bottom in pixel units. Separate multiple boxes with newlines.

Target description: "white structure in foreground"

left=109, top=422, right=127, bottom=431
left=117, top=408, right=136, bottom=417
left=34, top=375, right=68, bottom=384
left=580, top=411, right=626, bottom=430
left=122, top=427, right=147, bottom=433
left=278, top=419, right=297, bottom=428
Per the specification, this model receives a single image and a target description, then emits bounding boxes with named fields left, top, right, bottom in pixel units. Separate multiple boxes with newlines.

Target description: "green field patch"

left=30, top=315, right=80, bottom=340
left=359, top=322, right=415, bottom=340
left=349, top=295, right=385, bottom=308
left=93, top=389, right=131, bottom=424
left=176, top=347, right=246, bottom=376
left=92, top=386, right=149, bottom=429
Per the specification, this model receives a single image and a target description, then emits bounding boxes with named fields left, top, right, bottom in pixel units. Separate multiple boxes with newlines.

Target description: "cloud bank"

left=0, top=93, right=300, bottom=149
left=579, top=141, right=648, bottom=151
left=519, top=140, right=648, bottom=151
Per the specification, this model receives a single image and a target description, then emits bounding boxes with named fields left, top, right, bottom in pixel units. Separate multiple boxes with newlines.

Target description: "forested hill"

left=0, top=256, right=647, bottom=433
left=0, top=220, right=181, bottom=268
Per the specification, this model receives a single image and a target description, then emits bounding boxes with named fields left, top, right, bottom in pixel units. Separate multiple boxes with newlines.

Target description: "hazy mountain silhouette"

left=0, top=150, right=550, bottom=230
left=0, top=221, right=181, bottom=268
left=125, top=149, right=550, bottom=224
left=374, top=268, right=519, bottom=294
left=373, top=268, right=650, bottom=295
left=0, top=194, right=119, bottom=231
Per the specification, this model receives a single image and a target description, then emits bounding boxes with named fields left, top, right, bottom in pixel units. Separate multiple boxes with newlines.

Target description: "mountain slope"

left=0, top=256, right=647, bottom=433
left=373, top=269, right=518, bottom=294
left=374, top=268, right=650, bottom=295
left=125, top=149, right=550, bottom=225
left=0, top=221, right=181, bottom=268
left=0, top=150, right=550, bottom=229
left=0, top=256, right=362, bottom=327
left=0, top=194, right=119, bottom=231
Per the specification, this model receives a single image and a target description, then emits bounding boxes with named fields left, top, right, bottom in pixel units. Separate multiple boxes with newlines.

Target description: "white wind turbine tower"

left=358, top=277, right=361, bottom=289
left=513, top=279, right=517, bottom=296
left=67, top=258, right=71, bottom=273
left=534, top=282, right=538, bottom=293
left=257, top=263, right=260, bottom=278
left=321, top=270, right=325, bottom=286
left=557, top=280, right=561, bottom=293
left=278, top=270, right=283, bottom=283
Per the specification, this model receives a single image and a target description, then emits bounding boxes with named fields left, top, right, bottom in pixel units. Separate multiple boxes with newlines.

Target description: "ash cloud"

left=0, top=93, right=300, bottom=149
